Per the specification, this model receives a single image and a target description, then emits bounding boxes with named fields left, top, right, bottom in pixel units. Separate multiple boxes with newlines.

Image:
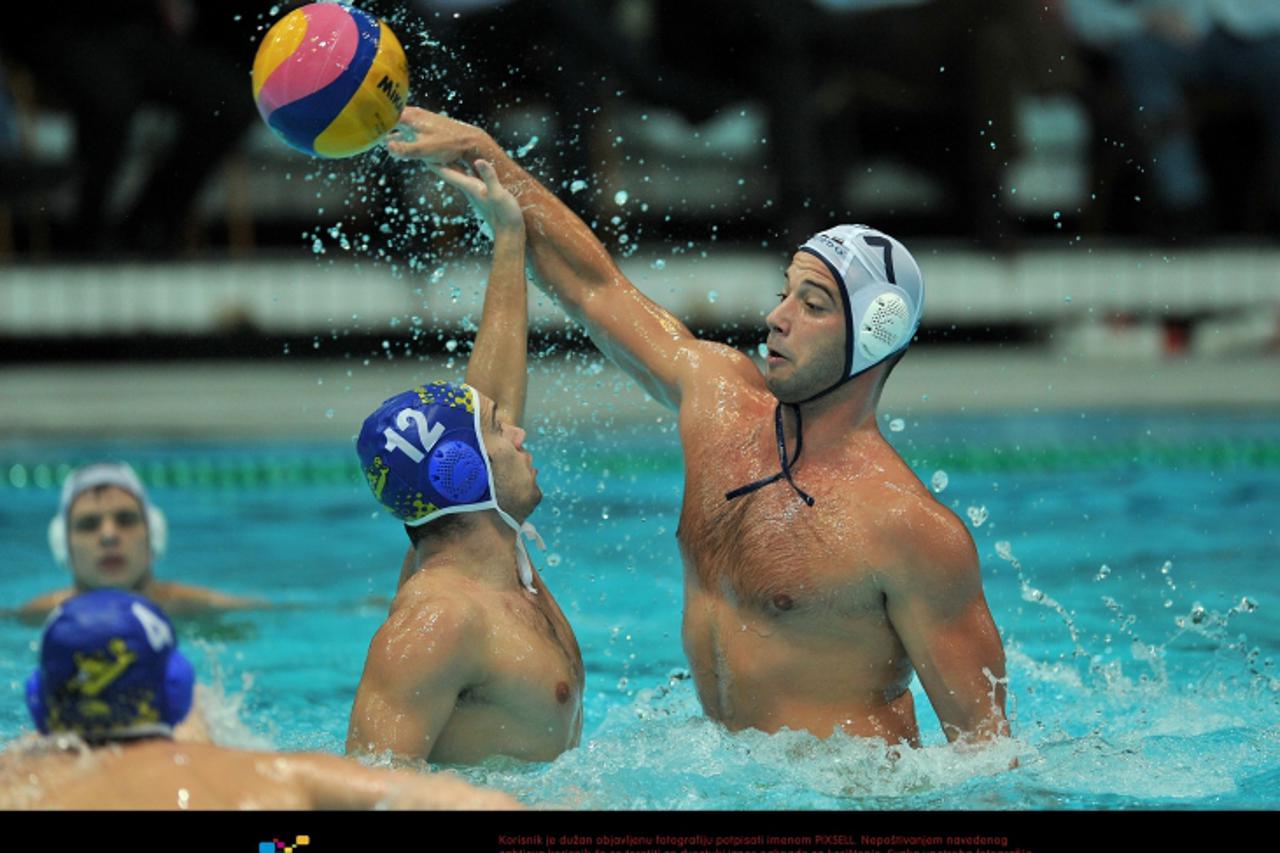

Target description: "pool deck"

left=2, top=350, right=1275, bottom=439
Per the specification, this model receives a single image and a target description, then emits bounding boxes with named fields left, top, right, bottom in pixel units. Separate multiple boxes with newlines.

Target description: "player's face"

left=66, top=487, right=152, bottom=591
left=479, top=395, right=541, bottom=522
left=763, top=252, right=847, bottom=402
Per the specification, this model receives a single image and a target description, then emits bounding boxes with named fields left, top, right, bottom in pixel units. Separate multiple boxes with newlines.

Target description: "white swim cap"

left=798, top=224, right=925, bottom=390
left=48, top=462, right=168, bottom=567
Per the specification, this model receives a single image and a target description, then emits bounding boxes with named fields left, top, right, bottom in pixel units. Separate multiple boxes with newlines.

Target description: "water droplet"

left=650, top=258, right=666, bottom=270
left=1239, top=597, right=1257, bottom=613
left=445, top=339, right=458, bottom=353
left=995, top=540, right=1014, bottom=561
left=930, top=470, right=949, bottom=492
left=757, top=342, right=769, bottom=359
left=967, top=505, right=989, bottom=527
left=707, top=290, right=718, bottom=304
left=514, top=135, right=539, bottom=158
left=601, top=508, right=610, bottom=520
left=613, top=190, right=629, bottom=206
left=569, top=179, right=588, bottom=194
left=888, top=418, right=905, bottom=432
left=546, top=553, right=562, bottom=568
left=324, top=408, right=335, bottom=419
left=1096, top=564, right=1111, bottom=580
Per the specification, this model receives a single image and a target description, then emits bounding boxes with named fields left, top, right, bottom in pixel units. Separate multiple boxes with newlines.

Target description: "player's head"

left=25, top=589, right=194, bottom=743
left=48, top=463, right=167, bottom=593
left=356, top=381, right=542, bottom=589
left=765, top=225, right=924, bottom=404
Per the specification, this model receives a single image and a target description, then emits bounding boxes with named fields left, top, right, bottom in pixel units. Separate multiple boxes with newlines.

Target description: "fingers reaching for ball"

left=429, top=159, right=524, bottom=236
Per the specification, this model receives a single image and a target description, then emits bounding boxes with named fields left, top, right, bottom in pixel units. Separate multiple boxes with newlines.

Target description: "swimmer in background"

left=14, top=462, right=265, bottom=623
left=387, top=107, right=1011, bottom=752
left=1, top=589, right=519, bottom=810
left=346, top=160, right=583, bottom=764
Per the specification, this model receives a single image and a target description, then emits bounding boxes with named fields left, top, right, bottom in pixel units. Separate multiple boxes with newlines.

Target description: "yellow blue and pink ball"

left=252, top=3, right=408, bottom=158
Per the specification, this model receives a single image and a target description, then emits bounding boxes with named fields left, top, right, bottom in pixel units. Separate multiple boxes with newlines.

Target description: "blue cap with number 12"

left=355, top=380, right=540, bottom=592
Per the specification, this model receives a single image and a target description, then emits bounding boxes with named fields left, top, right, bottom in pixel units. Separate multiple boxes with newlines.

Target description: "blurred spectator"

left=410, top=1, right=731, bottom=194
left=1063, top=0, right=1280, bottom=234
left=0, top=65, right=16, bottom=158
left=649, top=0, right=1061, bottom=245
left=0, top=1, right=256, bottom=256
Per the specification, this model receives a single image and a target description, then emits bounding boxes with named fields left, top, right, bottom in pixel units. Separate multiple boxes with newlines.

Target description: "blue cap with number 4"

left=356, top=380, right=541, bottom=592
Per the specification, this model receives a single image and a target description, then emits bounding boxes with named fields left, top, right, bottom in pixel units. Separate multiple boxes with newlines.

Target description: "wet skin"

left=347, top=398, right=583, bottom=764
left=385, top=107, right=1009, bottom=748
left=671, top=254, right=1004, bottom=744
left=0, top=739, right=520, bottom=810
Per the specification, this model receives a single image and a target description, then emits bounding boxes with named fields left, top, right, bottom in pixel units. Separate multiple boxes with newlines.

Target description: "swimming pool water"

left=2, top=410, right=1277, bottom=809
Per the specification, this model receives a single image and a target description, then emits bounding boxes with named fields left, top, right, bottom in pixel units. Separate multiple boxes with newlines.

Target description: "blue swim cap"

left=357, top=381, right=495, bottom=525
left=356, top=380, right=542, bottom=592
left=25, top=589, right=194, bottom=742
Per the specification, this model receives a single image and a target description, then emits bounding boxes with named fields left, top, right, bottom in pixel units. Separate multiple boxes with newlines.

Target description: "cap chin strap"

left=724, top=401, right=815, bottom=507
left=493, top=507, right=544, bottom=594
left=724, top=354, right=893, bottom=508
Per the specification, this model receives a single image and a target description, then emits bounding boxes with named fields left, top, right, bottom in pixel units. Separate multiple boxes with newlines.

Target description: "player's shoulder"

left=684, top=340, right=766, bottom=392
left=380, top=576, right=487, bottom=651
left=678, top=340, right=770, bottom=418
left=869, top=472, right=979, bottom=580
left=15, top=588, right=72, bottom=621
left=364, top=580, right=492, bottom=691
left=148, top=581, right=250, bottom=613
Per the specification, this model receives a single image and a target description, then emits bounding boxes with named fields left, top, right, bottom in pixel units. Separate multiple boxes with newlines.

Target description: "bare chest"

left=677, top=439, right=893, bottom=618
left=473, top=585, right=584, bottom=709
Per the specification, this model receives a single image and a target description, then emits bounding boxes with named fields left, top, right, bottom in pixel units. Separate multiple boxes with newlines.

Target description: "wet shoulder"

left=14, top=588, right=72, bottom=622
left=679, top=343, right=769, bottom=425
left=870, top=474, right=979, bottom=585
left=377, top=575, right=488, bottom=664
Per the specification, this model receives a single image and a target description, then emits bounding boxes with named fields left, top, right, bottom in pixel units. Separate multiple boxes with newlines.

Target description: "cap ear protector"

left=847, top=283, right=914, bottom=367
left=48, top=505, right=168, bottom=568
left=429, top=438, right=489, bottom=504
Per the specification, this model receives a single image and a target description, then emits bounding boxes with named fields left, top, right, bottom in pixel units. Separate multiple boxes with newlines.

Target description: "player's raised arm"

left=434, top=159, right=530, bottom=426
left=389, top=107, right=713, bottom=410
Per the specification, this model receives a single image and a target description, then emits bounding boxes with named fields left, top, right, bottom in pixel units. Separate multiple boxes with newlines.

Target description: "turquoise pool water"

left=2, top=410, right=1277, bottom=809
